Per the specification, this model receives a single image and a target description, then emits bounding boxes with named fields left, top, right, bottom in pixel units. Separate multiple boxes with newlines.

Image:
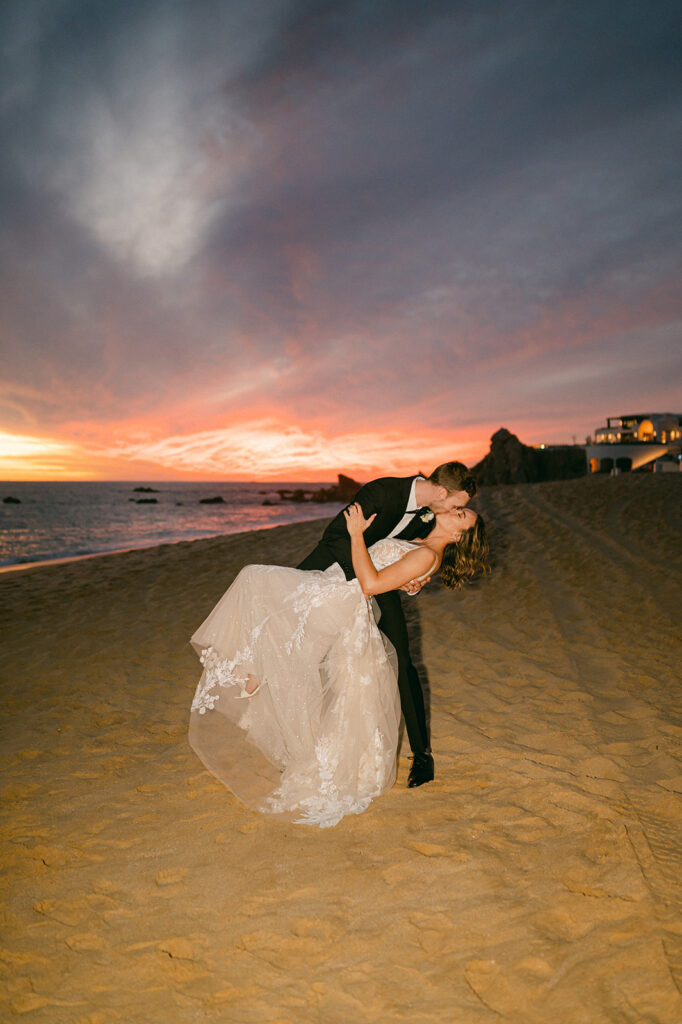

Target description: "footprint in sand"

left=155, top=867, right=188, bottom=886
left=465, top=959, right=533, bottom=1017
left=65, top=933, right=108, bottom=953
left=33, top=898, right=87, bottom=927
left=408, top=841, right=449, bottom=857
left=465, top=956, right=576, bottom=1020
left=656, top=775, right=682, bottom=794
left=29, top=845, right=71, bottom=868
left=83, top=820, right=114, bottom=836
left=157, top=937, right=195, bottom=961
left=10, top=994, right=51, bottom=1014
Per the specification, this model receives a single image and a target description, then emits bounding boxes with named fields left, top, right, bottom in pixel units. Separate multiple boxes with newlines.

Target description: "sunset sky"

left=1, top=0, right=680, bottom=481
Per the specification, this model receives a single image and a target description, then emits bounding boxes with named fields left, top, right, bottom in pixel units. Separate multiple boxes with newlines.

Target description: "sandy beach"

left=1, top=473, right=681, bottom=1023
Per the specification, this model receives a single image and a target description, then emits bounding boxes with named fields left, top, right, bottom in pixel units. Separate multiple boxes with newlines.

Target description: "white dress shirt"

left=388, top=476, right=425, bottom=538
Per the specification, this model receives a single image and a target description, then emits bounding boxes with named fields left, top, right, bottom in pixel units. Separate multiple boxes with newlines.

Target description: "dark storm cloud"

left=210, top=0, right=681, bottom=305
left=1, top=0, right=680, bottom=450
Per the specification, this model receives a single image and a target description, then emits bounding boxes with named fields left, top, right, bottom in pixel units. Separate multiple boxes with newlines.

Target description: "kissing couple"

left=189, top=461, right=489, bottom=827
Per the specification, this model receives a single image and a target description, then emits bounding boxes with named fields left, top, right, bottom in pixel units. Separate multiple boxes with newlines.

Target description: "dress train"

left=188, top=542, right=417, bottom=827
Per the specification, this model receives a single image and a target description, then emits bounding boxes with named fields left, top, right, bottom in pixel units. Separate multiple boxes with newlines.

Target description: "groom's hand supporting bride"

left=400, top=576, right=430, bottom=596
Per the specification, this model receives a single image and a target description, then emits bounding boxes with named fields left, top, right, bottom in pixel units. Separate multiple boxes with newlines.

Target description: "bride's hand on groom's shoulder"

left=344, top=503, right=376, bottom=536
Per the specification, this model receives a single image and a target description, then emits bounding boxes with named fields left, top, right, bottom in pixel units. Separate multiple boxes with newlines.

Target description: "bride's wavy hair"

left=440, top=515, right=490, bottom=590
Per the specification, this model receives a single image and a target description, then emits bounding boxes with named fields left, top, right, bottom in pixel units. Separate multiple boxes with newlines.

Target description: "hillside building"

left=586, top=413, right=681, bottom=473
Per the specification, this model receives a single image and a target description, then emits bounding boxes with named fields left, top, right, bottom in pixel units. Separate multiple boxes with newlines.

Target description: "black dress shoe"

left=408, top=752, right=434, bottom=788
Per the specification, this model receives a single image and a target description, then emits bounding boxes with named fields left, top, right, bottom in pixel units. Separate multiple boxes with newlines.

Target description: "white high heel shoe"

left=235, top=679, right=261, bottom=699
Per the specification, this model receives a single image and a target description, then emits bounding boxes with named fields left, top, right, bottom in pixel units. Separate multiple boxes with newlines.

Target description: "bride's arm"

left=344, top=504, right=437, bottom=597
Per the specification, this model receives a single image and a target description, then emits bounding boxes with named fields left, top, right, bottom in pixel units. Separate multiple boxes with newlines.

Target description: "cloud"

left=1, top=0, right=291, bottom=275
left=0, top=428, right=84, bottom=478
left=0, top=0, right=680, bottom=474
left=0, top=419, right=485, bottom=481
left=92, top=418, right=483, bottom=478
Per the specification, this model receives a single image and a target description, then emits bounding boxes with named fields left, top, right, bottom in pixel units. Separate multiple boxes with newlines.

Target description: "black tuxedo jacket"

left=300, top=475, right=435, bottom=581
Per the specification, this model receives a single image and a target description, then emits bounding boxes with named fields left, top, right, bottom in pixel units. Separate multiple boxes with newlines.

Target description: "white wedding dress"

left=189, top=538, right=427, bottom=828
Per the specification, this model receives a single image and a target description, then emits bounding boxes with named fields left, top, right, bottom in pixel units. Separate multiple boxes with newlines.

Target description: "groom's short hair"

left=428, top=461, right=477, bottom=498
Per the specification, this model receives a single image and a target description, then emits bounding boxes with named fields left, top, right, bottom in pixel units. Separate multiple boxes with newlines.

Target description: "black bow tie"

left=407, top=506, right=431, bottom=516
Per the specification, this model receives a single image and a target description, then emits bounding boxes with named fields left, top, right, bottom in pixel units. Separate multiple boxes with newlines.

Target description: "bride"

left=189, top=502, right=488, bottom=828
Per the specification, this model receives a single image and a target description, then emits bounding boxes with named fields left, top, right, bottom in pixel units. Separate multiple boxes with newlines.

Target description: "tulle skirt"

left=189, top=563, right=401, bottom=827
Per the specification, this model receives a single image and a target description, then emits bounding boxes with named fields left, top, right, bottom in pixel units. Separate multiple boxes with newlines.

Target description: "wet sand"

left=1, top=473, right=681, bottom=1022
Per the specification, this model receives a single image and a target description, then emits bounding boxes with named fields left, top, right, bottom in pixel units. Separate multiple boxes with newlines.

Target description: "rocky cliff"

left=472, top=429, right=586, bottom=486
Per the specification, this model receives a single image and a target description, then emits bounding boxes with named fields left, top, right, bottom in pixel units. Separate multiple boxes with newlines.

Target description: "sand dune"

left=1, top=473, right=680, bottom=1022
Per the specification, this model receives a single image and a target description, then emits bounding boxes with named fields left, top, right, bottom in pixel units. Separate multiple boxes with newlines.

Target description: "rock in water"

left=271, top=475, right=362, bottom=505
left=199, top=496, right=226, bottom=504
left=309, top=474, right=362, bottom=502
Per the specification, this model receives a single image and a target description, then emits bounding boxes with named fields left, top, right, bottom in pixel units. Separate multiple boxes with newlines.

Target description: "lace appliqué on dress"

left=188, top=550, right=407, bottom=827
left=191, top=623, right=268, bottom=711
left=281, top=569, right=357, bottom=653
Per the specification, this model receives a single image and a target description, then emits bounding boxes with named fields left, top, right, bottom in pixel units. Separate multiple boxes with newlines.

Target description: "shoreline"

left=0, top=512, right=336, bottom=575
left=0, top=479, right=348, bottom=577
left=4, top=471, right=677, bottom=576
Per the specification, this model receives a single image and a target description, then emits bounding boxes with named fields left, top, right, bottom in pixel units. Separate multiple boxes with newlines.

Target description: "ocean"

left=0, top=481, right=343, bottom=569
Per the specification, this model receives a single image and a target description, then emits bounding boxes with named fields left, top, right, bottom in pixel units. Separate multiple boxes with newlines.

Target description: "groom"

left=298, top=462, right=477, bottom=787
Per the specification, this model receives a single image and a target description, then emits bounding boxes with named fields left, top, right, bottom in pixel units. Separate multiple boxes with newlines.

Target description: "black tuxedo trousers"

left=296, top=476, right=431, bottom=757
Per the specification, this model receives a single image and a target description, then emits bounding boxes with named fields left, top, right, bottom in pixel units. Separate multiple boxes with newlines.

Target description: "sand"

left=1, top=473, right=681, bottom=1023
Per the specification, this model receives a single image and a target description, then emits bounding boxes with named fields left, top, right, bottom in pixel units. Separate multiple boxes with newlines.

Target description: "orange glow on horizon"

left=0, top=424, right=476, bottom=481
left=0, top=416, right=577, bottom=482
left=0, top=432, right=99, bottom=481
